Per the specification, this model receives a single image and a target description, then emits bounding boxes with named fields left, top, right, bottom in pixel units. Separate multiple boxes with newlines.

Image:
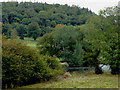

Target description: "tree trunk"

left=95, top=64, right=103, bottom=74
left=94, top=50, right=103, bottom=74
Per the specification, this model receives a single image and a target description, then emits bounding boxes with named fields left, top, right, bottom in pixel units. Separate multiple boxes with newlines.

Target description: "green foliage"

left=28, top=22, right=41, bottom=40
left=37, top=26, right=84, bottom=66
left=21, top=18, right=30, bottom=25
left=81, top=6, right=119, bottom=74
left=37, top=32, right=55, bottom=56
left=2, top=23, right=11, bottom=38
left=39, top=55, right=60, bottom=69
left=2, top=2, right=94, bottom=38
left=52, top=26, right=83, bottom=66
left=16, top=24, right=26, bottom=40
left=39, top=55, right=63, bottom=77
left=2, top=38, right=63, bottom=89
left=99, top=6, right=119, bottom=74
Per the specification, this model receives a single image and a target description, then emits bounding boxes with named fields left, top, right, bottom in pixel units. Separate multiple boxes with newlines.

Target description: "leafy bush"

left=39, top=55, right=61, bottom=69
left=2, top=37, right=63, bottom=89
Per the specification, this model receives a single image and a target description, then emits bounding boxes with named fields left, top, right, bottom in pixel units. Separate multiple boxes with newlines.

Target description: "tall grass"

left=20, top=71, right=118, bottom=88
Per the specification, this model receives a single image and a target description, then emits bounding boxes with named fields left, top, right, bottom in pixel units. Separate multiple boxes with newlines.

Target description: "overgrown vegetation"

left=2, top=35, right=63, bottom=89
left=1, top=2, right=119, bottom=89
left=37, top=26, right=84, bottom=66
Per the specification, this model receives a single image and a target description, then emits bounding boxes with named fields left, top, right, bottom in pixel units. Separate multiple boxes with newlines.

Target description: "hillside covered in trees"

left=2, top=2, right=94, bottom=40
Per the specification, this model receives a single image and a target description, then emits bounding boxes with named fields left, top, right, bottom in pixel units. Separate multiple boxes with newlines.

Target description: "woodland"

left=1, top=2, right=119, bottom=88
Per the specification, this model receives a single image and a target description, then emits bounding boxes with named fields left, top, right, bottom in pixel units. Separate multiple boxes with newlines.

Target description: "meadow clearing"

left=20, top=71, right=118, bottom=88
left=22, top=37, right=39, bottom=48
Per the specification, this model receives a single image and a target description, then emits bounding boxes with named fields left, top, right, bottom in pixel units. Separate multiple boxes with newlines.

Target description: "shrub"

left=39, top=55, right=64, bottom=77
left=40, top=55, right=61, bottom=69
left=2, top=38, right=63, bottom=88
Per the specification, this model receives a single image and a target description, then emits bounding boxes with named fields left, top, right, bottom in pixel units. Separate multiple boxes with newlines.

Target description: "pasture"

left=22, top=37, right=39, bottom=48
left=20, top=71, right=118, bottom=88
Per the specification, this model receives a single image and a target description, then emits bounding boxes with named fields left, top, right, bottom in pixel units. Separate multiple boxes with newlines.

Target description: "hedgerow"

left=2, top=36, right=63, bottom=89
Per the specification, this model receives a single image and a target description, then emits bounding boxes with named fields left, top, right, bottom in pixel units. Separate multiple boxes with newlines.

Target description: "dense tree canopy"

left=80, top=6, right=119, bottom=74
left=37, top=26, right=84, bottom=66
left=27, top=22, right=41, bottom=40
left=2, top=2, right=94, bottom=39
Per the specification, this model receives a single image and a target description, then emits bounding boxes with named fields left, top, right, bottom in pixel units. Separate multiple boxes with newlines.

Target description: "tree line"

left=37, top=6, right=119, bottom=74
left=2, top=2, right=94, bottom=40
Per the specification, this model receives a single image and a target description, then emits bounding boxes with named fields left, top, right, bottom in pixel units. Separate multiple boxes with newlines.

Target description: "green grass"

left=23, top=37, right=39, bottom=42
left=22, top=37, right=40, bottom=48
left=20, top=71, right=118, bottom=88
left=25, top=41, right=37, bottom=48
left=8, top=37, right=39, bottom=48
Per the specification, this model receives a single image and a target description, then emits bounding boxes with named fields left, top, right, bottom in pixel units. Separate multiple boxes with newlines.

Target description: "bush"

left=110, top=64, right=119, bottom=75
left=40, top=55, right=61, bottom=69
left=2, top=38, right=63, bottom=89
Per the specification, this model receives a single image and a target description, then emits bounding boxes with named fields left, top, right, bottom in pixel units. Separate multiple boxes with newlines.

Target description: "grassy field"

left=19, top=71, right=118, bottom=88
left=25, top=41, right=37, bottom=48
left=8, top=37, right=39, bottom=48
left=22, top=37, right=39, bottom=48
